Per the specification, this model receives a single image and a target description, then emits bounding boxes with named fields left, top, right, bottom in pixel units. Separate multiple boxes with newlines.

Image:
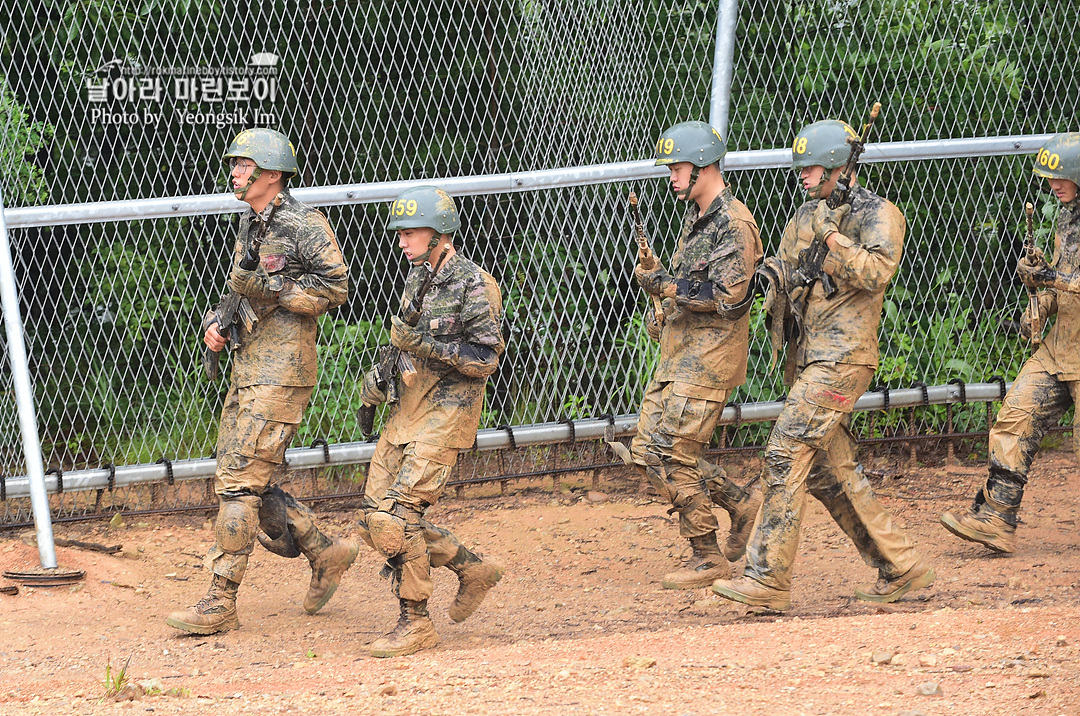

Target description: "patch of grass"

left=100, top=654, right=132, bottom=702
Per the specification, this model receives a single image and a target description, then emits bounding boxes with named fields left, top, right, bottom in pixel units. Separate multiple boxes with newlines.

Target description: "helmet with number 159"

left=386, top=186, right=461, bottom=235
left=1032, top=132, right=1080, bottom=185
left=791, top=120, right=857, bottom=170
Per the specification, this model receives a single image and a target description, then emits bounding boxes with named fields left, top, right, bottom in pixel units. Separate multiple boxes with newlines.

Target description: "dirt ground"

left=1, top=447, right=1078, bottom=716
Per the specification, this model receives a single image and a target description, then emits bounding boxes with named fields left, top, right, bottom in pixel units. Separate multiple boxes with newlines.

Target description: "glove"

left=644, top=309, right=662, bottom=342
left=1019, top=292, right=1051, bottom=340
left=390, top=315, right=437, bottom=357
left=1016, top=253, right=1057, bottom=289
left=360, top=368, right=387, bottom=406
left=228, top=267, right=281, bottom=299
left=812, top=200, right=851, bottom=241
left=634, top=263, right=675, bottom=297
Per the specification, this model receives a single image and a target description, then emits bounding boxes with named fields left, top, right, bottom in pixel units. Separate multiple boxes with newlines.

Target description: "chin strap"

left=411, top=233, right=449, bottom=266
left=233, top=166, right=263, bottom=201
left=675, top=165, right=701, bottom=200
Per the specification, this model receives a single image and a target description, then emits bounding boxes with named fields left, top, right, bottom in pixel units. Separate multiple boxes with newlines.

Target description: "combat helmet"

left=791, top=120, right=858, bottom=170
left=654, top=121, right=727, bottom=168
left=1032, top=132, right=1080, bottom=185
left=223, top=128, right=299, bottom=199
left=654, top=121, right=726, bottom=199
left=387, top=185, right=461, bottom=264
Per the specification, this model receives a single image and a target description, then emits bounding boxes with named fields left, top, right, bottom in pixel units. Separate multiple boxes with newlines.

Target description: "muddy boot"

left=855, top=559, right=936, bottom=603
left=446, top=548, right=504, bottom=623
left=940, top=509, right=1015, bottom=553
left=711, top=574, right=791, bottom=611
left=662, top=532, right=730, bottom=589
left=166, top=575, right=240, bottom=634
left=304, top=538, right=360, bottom=615
left=710, top=475, right=763, bottom=562
left=369, top=599, right=440, bottom=658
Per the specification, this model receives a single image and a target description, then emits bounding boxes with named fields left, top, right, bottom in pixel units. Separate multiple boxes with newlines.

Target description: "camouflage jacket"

left=383, top=253, right=505, bottom=449
left=217, top=189, right=348, bottom=387
left=1033, top=199, right=1080, bottom=380
left=780, top=184, right=904, bottom=370
left=655, top=188, right=763, bottom=397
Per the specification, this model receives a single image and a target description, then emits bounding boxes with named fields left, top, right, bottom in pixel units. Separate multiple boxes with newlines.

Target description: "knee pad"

left=216, top=495, right=261, bottom=555
left=257, top=486, right=301, bottom=558
left=368, top=510, right=408, bottom=557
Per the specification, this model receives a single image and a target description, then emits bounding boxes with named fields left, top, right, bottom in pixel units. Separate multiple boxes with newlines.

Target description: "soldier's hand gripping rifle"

left=629, top=191, right=668, bottom=328
left=202, top=232, right=263, bottom=381
left=357, top=252, right=447, bottom=437
left=790, top=101, right=882, bottom=299
left=1022, top=201, right=1044, bottom=347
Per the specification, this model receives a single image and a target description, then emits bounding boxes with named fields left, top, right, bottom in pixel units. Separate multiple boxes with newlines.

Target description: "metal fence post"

left=709, top=0, right=740, bottom=144
left=0, top=187, right=57, bottom=568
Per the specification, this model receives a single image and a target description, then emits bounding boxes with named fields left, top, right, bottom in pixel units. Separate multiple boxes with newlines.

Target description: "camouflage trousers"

left=205, top=382, right=313, bottom=583
left=362, top=437, right=477, bottom=602
left=980, top=353, right=1080, bottom=522
left=743, top=362, right=920, bottom=591
left=630, top=379, right=730, bottom=539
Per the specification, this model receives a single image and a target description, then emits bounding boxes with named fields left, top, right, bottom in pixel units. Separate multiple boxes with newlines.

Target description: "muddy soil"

left=1, top=448, right=1077, bottom=716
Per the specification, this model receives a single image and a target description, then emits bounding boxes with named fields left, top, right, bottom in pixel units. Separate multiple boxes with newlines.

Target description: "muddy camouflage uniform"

left=365, top=253, right=504, bottom=587
left=732, top=184, right=929, bottom=601
left=199, top=190, right=349, bottom=585
left=628, top=188, right=763, bottom=582
left=943, top=199, right=1080, bottom=550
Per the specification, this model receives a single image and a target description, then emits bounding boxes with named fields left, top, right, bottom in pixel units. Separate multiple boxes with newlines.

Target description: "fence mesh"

left=1, top=0, right=1077, bottom=489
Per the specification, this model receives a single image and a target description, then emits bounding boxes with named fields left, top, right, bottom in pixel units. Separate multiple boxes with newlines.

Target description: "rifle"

left=203, top=202, right=279, bottom=381
left=791, top=101, right=883, bottom=299
left=629, top=191, right=667, bottom=328
left=1023, top=201, right=1043, bottom=347
left=203, top=292, right=257, bottom=381
left=357, top=252, right=448, bottom=437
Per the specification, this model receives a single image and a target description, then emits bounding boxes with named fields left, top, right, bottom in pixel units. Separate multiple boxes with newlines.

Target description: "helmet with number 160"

left=386, top=186, right=461, bottom=235
left=654, top=121, right=726, bottom=167
left=1032, top=132, right=1080, bottom=185
left=791, top=120, right=857, bottom=170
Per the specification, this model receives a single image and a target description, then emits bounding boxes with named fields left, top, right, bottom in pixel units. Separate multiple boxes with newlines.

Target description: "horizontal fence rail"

left=0, top=381, right=1012, bottom=501
left=3, top=135, right=1055, bottom=229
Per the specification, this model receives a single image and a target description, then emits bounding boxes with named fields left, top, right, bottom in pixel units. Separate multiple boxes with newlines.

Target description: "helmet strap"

left=233, top=166, right=263, bottom=201
left=675, top=165, right=701, bottom=200
left=410, top=233, right=450, bottom=266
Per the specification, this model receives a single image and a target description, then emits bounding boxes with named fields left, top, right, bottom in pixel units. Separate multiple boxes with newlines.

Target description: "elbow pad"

left=454, top=344, right=499, bottom=378
left=672, top=278, right=720, bottom=311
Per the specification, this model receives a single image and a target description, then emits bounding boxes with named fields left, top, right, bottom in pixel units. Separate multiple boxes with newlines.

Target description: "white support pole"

left=709, top=0, right=740, bottom=143
left=0, top=186, right=57, bottom=567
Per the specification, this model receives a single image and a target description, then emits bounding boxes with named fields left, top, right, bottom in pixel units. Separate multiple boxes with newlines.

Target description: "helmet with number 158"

left=385, top=186, right=461, bottom=235
left=1032, top=132, right=1080, bottom=185
left=791, top=120, right=857, bottom=170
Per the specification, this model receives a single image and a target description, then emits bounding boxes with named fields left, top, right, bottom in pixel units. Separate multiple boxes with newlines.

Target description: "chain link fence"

left=1, top=0, right=1077, bottom=523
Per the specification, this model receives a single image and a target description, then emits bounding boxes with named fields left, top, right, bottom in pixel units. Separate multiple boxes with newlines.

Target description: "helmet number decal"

left=1037, top=148, right=1061, bottom=171
left=391, top=199, right=419, bottom=217
left=793, top=137, right=808, bottom=154
left=656, top=137, right=675, bottom=155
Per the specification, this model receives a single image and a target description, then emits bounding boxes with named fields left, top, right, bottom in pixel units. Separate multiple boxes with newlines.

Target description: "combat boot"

left=304, top=537, right=360, bottom=614
left=940, top=509, right=1016, bottom=553
left=711, top=477, right=764, bottom=561
left=370, top=599, right=440, bottom=658
left=855, top=559, right=936, bottom=603
left=166, top=575, right=240, bottom=634
left=662, top=532, right=730, bottom=589
left=711, top=574, right=791, bottom=611
left=447, top=551, right=504, bottom=623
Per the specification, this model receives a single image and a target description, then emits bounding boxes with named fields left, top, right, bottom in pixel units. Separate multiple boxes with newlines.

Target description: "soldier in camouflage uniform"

left=167, top=128, right=356, bottom=634
left=616, top=121, right=765, bottom=590
left=941, top=132, right=1080, bottom=554
left=357, top=185, right=506, bottom=657
left=712, top=119, right=935, bottom=611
